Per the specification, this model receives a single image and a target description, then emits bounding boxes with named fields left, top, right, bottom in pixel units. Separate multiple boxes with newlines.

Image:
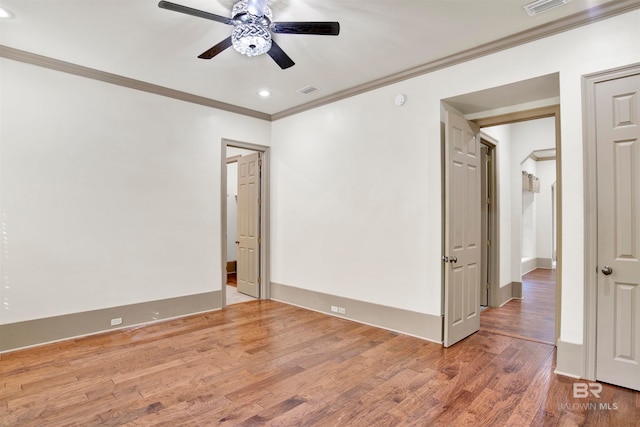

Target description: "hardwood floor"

left=481, top=268, right=556, bottom=344
left=2, top=299, right=638, bottom=426
left=227, top=273, right=237, bottom=287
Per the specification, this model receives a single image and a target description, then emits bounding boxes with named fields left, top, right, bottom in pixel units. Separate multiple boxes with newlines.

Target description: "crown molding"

left=271, top=0, right=640, bottom=120
left=0, top=45, right=272, bottom=122
left=2, top=0, right=638, bottom=122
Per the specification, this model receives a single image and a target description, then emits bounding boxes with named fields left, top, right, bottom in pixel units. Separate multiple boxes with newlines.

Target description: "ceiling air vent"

left=523, top=0, right=572, bottom=16
left=297, top=85, right=319, bottom=95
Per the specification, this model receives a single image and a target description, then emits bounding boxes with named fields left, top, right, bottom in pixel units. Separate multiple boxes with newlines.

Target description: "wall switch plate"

left=338, top=307, right=346, bottom=314
left=111, top=317, right=123, bottom=326
left=330, top=306, right=338, bottom=313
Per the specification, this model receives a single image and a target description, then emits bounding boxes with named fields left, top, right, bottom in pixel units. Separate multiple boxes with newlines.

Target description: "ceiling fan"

left=158, top=0, right=340, bottom=69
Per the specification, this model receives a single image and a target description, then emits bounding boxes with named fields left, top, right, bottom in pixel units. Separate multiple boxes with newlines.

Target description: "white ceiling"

left=0, top=0, right=627, bottom=118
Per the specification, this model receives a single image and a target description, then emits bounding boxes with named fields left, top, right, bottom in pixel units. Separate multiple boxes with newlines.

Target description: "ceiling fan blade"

left=158, top=1, right=234, bottom=25
left=198, top=37, right=233, bottom=59
left=268, top=41, right=295, bottom=69
left=271, top=21, right=340, bottom=36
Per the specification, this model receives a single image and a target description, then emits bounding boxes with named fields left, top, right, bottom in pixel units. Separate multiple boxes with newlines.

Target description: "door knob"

left=235, top=241, right=240, bottom=244
left=450, top=257, right=458, bottom=263
left=601, top=266, right=613, bottom=275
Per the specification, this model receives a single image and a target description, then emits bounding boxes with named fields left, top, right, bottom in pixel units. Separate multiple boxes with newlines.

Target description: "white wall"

left=271, top=10, right=640, bottom=345
left=0, top=58, right=270, bottom=324
left=271, top=91, right=437, bottom=313
left=509, top=118, right=556, bottom=279
left=521, top=158, right=538, bottom=260
left=536, top=159, right=556, bottom=261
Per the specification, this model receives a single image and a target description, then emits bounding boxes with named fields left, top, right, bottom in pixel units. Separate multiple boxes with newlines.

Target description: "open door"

left=237, top=152, right=261, bottom=298
left=595, top=73, right=640, bottom=391
left=443, top=108, right=482, bottom=347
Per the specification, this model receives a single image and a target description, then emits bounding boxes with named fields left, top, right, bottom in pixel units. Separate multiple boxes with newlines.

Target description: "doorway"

left=480, top=136, right=498, bottom=308
left=221, top=139, right=271, bottom=307
left=442, top=95, right=562, bottom=346
left=478, top=113, right=560, bottom=345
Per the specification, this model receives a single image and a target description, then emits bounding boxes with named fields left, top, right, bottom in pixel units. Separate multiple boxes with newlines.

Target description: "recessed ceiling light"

left=0, top=7, right=15, bottom=19
left=258, top=90, right=271, bottom=97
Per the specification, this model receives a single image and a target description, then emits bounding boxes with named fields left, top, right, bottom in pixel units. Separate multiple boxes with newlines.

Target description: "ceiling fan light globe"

left=232, top=24, right=272, bottom=57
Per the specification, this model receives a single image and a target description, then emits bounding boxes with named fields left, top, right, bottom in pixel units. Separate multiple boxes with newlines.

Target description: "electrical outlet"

left=338, top=307, right=346, bottom=314
left=330, top=305, right=338, bottom=313
left=111, top=317, right=123, bottom=326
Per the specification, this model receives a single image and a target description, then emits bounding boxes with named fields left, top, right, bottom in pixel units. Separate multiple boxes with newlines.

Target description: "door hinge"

left=258, top=159, right=263, bottom=167
left=486, top=282, right=490, bottom=289
left=486, top=197, right=491, bottom=205
left=487, top=240, right=491, bottom=247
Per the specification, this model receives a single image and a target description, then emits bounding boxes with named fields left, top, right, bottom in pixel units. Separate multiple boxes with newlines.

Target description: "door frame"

left=221, top=139, right=271, bottom=307
left=474, top=104, right=562, bottom=343
left=479, top=133, right=500, bottom=308
left=582, top=62, right=640, bottom=380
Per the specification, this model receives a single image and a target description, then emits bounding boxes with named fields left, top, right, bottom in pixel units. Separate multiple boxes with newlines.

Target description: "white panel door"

left=444, top=109, right=482, bottom=347
left=237, top=152, right=261, bottom=298
left=595, top=74, right=640, bottom=391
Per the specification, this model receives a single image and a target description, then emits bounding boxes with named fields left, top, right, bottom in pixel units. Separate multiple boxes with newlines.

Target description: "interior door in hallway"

left=237, top=152, right=261, bottom=298
left=595, top=73, right=640, bottom=391
left=443, top=108, right=482, bottom=347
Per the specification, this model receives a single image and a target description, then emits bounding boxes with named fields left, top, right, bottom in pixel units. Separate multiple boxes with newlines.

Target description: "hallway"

left=481, top=269, right=556, bottom=344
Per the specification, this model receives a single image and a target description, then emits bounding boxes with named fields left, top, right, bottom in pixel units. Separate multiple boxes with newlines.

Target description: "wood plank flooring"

left=481, top=268, right=556, bottom=344
left=2, top=298, right=639, bottom=426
